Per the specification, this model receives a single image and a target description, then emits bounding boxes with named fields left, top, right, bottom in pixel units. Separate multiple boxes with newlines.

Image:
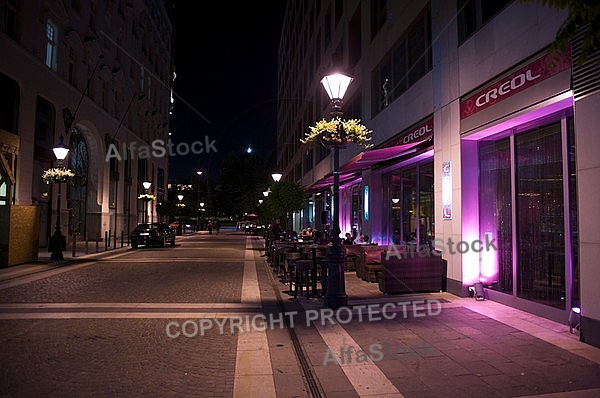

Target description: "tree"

left=262, top=181, right=305, bottom=229
left=157, top=200, right=177, bottom=219
left=527, top=0, right=600, bottom=64
left=216, top=152, right=270, bottom=218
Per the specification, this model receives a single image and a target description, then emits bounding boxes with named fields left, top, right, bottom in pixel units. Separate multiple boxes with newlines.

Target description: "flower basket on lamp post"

left=42, top=167, right=75, bottom=184
left=302, top=117, right=373, bottom=149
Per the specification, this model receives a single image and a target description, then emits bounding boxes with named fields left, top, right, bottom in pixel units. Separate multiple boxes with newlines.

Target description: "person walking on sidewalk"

left=207, top=221, right=213, bottom=235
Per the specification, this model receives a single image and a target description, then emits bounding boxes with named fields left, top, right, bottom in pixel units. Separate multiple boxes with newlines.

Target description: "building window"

left=68, top=131, right=89, bottom=235
left=457, top=0, right=513, bottom=44
left=1, top=0, right=17, bottom=38
left=371, top=4, right=431, bottom=115
left=0, top=179, right=7, bottom=205
left=45, top=19, right=58, bottom=70
left=68, top=46, right=75, bottom=86
left=0, top=72, right=20, bottom=134
left=370, top=0, right=387, bottom=40
left=386, top=160, right=434, bottom=247
left=157, top=167, right=165, bottom=190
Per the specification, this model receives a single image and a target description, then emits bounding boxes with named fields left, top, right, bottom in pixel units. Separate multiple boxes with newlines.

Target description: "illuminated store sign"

left=460, top=49, right=571, bottom=119
left=442, top=161, right=452, bottom=220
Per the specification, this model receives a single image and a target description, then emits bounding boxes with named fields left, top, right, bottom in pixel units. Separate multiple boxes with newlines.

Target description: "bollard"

left=113, top=229, right=117, bottom=250
left=105, top=231, right=108, bottom=251
left=85, top=231, right=89, bottom=254
left=96, top=233, right=99, bottom=253
left=121, top=230, right=124, bottom=248
left=72, top=233, right=76, bottom=257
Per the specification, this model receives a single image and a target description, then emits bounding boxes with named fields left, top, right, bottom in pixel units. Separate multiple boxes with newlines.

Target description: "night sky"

left=167, top=3, right=286, bottom=183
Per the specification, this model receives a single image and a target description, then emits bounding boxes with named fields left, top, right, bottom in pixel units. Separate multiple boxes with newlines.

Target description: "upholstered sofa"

left=378, top=251, right=447, bottom=294
left=343, top=245, right=362, bottom=271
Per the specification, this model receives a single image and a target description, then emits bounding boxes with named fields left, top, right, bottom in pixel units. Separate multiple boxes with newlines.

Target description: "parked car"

left=130, top=222, right=176, bottom=248
left=169, top=220, right=193, bottom=235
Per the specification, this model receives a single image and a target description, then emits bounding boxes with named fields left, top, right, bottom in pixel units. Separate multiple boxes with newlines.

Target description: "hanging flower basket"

left=138, top=193, right=156, bottom=201
left=301, top=117, right=373, bottom=149
left=42, top=167, right=75, bottom=184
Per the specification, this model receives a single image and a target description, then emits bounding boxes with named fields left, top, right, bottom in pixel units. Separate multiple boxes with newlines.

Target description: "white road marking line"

left=233, top=237, right=276, bottom=397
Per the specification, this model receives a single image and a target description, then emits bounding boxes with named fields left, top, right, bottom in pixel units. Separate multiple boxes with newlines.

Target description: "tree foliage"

left=262, top=181, right=305, bottom=223
left=216, top=152, right=270, bottom=218
left=528, top=0, right=600, bottom=64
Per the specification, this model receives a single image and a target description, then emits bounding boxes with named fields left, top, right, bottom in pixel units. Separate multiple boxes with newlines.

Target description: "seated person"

left=354, top=234, right=370, bottom=245
left=343, top=232, right=354, bottom=245
left=300, top=227, right=313, bottom=239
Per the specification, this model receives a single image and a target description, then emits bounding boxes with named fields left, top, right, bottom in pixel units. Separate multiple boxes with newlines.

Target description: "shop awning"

left=307, top=140, right=427, bottom=191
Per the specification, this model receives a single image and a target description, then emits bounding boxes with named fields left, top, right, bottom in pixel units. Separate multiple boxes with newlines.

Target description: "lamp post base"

left=325, top=242, right=348, bottom=309
left=49, top=232, right=66, bottom=261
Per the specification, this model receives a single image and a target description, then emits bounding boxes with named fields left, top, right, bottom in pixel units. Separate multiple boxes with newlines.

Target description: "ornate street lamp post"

left=49, top=135, right=70, bottom=261
left=142, top=178, right=151, bottom=223
left=321, top=72, right=353, bottom=309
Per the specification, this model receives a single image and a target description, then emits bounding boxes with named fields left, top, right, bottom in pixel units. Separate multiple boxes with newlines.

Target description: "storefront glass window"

left=418, top=162, right=435, bottom=246
left=515, top=123, right=565, bottom=308
left=478, top=120, right=570, bottom=310
left=401, top=168, right=417, bottom=243
left=385, top=161, right=434, bottom=245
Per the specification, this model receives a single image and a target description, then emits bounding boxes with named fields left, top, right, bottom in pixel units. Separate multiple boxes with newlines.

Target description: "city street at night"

left=1, top=231, right=600, bottom=397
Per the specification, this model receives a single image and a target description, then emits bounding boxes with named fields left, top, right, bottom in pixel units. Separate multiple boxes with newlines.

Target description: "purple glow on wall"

left=461, top=141, right=481, bottom=285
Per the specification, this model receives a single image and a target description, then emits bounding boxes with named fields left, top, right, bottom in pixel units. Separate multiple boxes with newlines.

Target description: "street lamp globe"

left=320, top=73, right=353, bottom=102
left=177, top=194, right=184, bottom=201
left=52, top=135, right=70, bottom=162
left=271, top=173, right=282, bottom=182
left=142, top=180, right=152, bottom=190
left=196, top=171, right=202, bottom=176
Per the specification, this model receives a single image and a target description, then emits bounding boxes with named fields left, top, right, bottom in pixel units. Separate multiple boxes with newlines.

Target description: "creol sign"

left=382, top=118, right=433, bottom=148
left=460, top=49, right=571, bottom=120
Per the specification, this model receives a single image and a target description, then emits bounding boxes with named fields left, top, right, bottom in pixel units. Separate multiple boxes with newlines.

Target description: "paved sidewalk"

left=249, top=236, right=600, bottom=398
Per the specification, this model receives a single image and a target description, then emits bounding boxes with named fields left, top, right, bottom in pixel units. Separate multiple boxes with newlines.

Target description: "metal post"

left=121, top=230, right=124, bottom=248
left=326, top=141, right=347, bottom=309
left=85, top=231, right=89, bottom=254
left=49, top=181, right=64, bottom=261
left=72, top=232, right=76, bottom=257
left=96, top=233, right=99, bottom=253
